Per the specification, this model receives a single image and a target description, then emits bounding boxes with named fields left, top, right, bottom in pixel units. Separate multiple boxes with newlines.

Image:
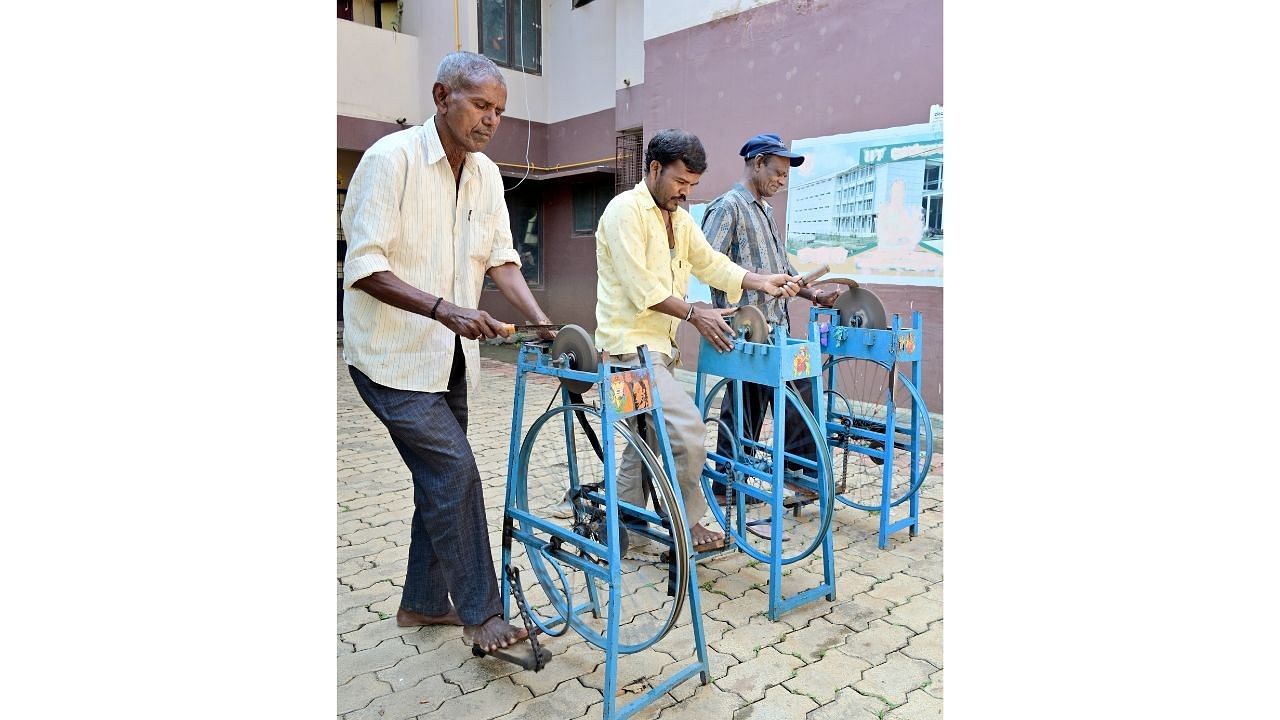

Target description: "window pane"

left=572, top=183, right=595, bottom=233
left=513, top=201, right=540, bottom=284
left=515, top=0, right=540, bottom=72
left=486, top=184, right=542, bottom=288
left=924, top=163, right=941, bottom=191
left=481, top=0, right=508, bottom=65
left=594, top=182, right=614, bottom=226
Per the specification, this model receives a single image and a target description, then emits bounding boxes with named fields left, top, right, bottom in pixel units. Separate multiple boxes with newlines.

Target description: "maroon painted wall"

left=478, top=110, right=617, bottom=331
left=649, top=0, right=944, bottom=411
left=547, top=108, right=617, bottom=168
left=641, top=0, right=943, bottom=208
left=478, top=177, right=604, bottom=332
left=616, top=84, right=645, bottom=132
left=482, top=115, right=549, bottom=168
left=337, top=110, right=610, bottom=171
left=337, top=115, right=402, bottom=151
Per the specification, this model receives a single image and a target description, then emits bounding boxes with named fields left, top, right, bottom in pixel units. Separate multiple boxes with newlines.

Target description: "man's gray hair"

left=435, top=51, right=506, bottom=90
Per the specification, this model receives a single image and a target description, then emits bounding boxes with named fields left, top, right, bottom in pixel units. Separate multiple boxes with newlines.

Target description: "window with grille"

left=615, top=130, right=643, bottom=196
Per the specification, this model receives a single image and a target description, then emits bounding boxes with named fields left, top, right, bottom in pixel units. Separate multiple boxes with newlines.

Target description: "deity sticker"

left=793, top=346, right=812, bottom=376
left=608, top=370, right=653, bottom=414
left=896, top=331, right=916, bottom=354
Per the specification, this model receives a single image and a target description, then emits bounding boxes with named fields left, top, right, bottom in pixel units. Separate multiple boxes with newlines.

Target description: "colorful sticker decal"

left=896, top=331, right=916, bottom=354
left=608, top=370, right=653, bottom=414
left=793, top=346, right=812, bottom=376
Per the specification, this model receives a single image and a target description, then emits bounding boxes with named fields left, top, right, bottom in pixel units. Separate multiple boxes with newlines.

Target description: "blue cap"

left=739, top=133, right=804, bottom=167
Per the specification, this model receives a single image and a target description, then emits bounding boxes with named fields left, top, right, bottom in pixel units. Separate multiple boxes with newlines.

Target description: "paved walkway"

left=338, top=347, right=944, bottom=719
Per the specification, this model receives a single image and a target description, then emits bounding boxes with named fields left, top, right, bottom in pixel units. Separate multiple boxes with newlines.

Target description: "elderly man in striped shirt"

left=341, top=52, right=553, bottom=655
left=701, top=133, right=838, bottom=518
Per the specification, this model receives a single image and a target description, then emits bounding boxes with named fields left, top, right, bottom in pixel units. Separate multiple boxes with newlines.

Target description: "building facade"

left=337, top=0, right=944, bottom=409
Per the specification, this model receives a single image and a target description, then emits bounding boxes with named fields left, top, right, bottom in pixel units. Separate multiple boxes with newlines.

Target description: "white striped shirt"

left=341, top=117, right=520, bottom=393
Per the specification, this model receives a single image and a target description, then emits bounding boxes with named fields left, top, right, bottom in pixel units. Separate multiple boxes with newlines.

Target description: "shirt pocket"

left=466, top=210, right=500, bottom=265
left=671, top=257, right=693, bottom=299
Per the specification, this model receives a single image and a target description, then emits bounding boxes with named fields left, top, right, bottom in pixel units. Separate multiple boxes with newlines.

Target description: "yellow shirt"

left=595, top=181, right=747, bottom=357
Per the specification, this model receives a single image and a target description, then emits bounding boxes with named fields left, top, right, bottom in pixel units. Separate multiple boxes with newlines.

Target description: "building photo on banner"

left=787, top=105, right=943, bottom=286
left=338, top=2, right=944, bottom=719
left=691, top=104, right=943, bottom=291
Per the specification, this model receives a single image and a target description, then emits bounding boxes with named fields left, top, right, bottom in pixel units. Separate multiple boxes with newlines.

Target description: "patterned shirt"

left=702, top=182, right=798, bottom=325
left=595, top=181, right=747, bottom=357
left=341, top=117, right=521, bottom=393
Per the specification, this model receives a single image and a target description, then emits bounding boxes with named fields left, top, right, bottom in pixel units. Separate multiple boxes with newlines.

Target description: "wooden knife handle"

left=798, top=264, right=830, bottom=286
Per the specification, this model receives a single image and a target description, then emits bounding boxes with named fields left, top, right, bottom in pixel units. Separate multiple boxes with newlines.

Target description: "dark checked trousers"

left=713, top=377, right=820, bottom=493
left=348, top=337, right=500, bottom=626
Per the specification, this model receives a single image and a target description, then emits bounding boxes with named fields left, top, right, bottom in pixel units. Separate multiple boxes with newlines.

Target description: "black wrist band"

left=429, top=296, right=444, bottom=319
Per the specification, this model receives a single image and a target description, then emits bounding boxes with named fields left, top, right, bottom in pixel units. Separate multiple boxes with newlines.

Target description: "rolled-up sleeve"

left=487, top=195, right=521, bottom=268
left=341, top=152, right=400, bottom=289
left=687, top=223, right=747, bottom=304
left=601, top=204, right=671, bottom=310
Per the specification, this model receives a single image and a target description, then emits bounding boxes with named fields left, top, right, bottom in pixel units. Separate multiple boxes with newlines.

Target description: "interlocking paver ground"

left=337, top=346, right=944, bottom=719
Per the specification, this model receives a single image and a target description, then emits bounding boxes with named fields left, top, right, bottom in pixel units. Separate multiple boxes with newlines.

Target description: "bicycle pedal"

left=782, top=488, right=819, bottom=508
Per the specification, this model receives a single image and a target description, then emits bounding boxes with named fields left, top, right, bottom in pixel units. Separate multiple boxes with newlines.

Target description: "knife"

left=501, top=323, right=565, bottom=335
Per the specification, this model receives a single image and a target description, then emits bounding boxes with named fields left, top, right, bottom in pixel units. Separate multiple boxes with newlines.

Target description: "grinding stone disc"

left=834, top=287, right=888, bottom=330
left=549, top=324, right=598, bottom=394
left=732, top=305, right=770, bottom=344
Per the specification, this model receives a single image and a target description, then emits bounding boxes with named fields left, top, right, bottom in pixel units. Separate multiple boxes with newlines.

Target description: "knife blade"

left=501, top=323, right=565, bottom=335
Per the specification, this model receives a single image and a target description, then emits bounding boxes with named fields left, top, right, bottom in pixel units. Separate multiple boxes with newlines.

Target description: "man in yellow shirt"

left=595, top=128, right=800, bottom=550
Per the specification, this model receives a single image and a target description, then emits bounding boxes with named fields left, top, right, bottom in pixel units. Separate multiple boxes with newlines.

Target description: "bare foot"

left=463, top=615, right=529, bottom=652
left=396, top=607, right=463, bottom=627
left=691, top=522, right=724, bottom=549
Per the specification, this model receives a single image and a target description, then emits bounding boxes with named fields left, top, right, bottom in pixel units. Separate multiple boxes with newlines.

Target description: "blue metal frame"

left=500, top=340, right=710, bottom=720
left=810, top=307, right=932, bottom=549
left=693, top=322, right=837, bottom=621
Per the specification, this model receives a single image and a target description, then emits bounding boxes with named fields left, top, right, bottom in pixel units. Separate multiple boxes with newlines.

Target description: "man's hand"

left=687, top=305, right=737, bottom=353
left=487, top=263, right=556, bottom=342
left=810, top=287, right=839, bottom=308
left=437, top=301, right=511, bottom=340
left=746, top=273, right=802, bottom=298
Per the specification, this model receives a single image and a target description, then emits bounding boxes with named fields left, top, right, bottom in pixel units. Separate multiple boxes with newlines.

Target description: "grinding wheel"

left=732, top=305, right=770, bottom=344
left=834, top=287, right=888, bottom=330
left=549, top=324, right=599, bottom=394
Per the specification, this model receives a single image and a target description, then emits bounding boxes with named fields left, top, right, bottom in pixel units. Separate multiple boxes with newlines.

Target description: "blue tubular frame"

left=810, top=307, right=933, bottom=548
left=500, top=340, right=710, bottom=720
left=694, top=322, right=837, bottom=622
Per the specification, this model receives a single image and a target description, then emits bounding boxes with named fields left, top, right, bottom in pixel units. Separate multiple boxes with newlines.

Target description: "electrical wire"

left=506, top=0, right=533, bottom=193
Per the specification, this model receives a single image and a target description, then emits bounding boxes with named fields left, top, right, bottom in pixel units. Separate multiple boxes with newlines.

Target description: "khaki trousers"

left=612, top=351, right=709, bottom=528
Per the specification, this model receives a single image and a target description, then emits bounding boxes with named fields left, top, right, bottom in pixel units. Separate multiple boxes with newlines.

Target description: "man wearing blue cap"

left=702, top=133, right=837, bottom=514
